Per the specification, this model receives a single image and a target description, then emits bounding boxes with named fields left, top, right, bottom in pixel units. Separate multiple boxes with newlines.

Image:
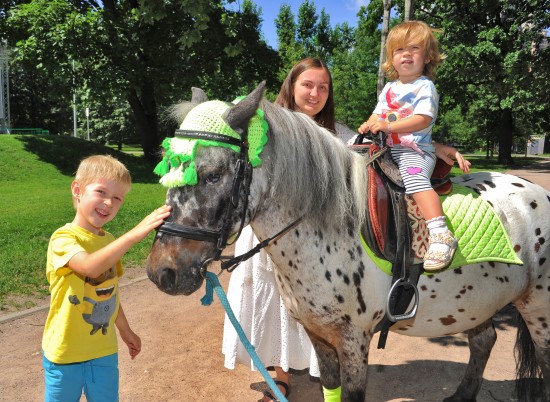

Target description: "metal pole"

left=73, top=60, right=77, bottom=137
left=86, top=107, right=90, bottom=140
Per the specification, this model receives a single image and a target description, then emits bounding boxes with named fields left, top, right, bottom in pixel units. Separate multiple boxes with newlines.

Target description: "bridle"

left=154, top=128, right=302, bottom=277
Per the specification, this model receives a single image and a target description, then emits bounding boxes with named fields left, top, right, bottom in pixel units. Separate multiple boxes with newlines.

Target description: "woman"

left=223, top=58, right=330, bottom=402
left=222, top=58, right=470, bottom=402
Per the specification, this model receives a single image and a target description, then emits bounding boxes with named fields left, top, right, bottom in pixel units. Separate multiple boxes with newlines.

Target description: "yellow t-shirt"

left=42, top=223, right=123, bottom=364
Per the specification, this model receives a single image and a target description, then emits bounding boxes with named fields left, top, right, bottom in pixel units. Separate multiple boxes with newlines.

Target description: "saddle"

left=350, top=134, right=452, bottom=349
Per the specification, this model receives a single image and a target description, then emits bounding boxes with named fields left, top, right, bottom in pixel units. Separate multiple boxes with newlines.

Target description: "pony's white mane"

left=260, top=101, right=368, bottom=228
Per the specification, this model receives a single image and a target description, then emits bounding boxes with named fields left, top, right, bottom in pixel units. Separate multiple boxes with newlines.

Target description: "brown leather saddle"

left=350, top=135, right=452, bottom=348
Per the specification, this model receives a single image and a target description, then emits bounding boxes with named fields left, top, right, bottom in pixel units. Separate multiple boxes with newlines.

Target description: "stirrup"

left=424, top=232, right=458, bottom=271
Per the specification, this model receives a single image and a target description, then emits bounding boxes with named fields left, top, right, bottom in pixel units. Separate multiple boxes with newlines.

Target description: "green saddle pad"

left=361, top=184, right=523, bottom=275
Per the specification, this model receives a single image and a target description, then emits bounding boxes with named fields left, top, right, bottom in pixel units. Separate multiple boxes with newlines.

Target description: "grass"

left=0, top=135, right=166, bottom=310
left=0, top=134, right=548, bottom=310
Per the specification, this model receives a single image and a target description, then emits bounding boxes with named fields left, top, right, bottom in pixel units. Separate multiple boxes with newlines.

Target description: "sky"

left=228, top=0, right=370, bottom=48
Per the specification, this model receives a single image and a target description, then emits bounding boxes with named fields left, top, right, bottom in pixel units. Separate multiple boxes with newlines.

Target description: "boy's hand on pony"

left=126, top=205, right=172, bottom=243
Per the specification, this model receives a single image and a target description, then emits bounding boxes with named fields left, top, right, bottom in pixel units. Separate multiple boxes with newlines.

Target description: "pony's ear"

left=191, top=87, right=209, bottom=103
left=223, top=81, right=265, bottom=133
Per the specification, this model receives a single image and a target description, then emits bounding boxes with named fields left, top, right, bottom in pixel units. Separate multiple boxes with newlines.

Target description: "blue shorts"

left=43, top=352, right=119, bottom=402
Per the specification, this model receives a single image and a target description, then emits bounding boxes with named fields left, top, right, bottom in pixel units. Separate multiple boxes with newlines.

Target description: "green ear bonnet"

left=154, top=98, right=268, bottom=188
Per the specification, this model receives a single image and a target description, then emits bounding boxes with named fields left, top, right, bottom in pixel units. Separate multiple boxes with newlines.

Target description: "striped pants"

left=390, top=146, right=437, bottom=195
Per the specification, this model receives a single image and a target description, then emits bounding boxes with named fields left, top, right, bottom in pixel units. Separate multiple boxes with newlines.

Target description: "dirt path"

left=1, top=158, right=548, bottom=402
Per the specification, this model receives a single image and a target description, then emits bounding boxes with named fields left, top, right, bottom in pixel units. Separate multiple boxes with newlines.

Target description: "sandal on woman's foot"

left=259, top=380, right=291, bottom=402
left=424, top=231, right=458, bottom=271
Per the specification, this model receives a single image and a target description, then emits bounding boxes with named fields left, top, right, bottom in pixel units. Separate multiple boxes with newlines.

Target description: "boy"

left=42, top=155, right=171, bottom=401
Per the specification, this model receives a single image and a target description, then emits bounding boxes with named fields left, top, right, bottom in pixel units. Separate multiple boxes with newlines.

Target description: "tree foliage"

left=415, top=0, right=550, bottom=163
left=3, top=0, right=278, bottom=160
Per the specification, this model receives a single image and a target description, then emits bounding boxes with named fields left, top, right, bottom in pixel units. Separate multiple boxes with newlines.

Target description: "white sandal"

left=424, top=232, right=458, bottom=271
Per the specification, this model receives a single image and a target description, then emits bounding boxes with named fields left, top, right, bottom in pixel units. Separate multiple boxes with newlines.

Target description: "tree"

left=5, top=0, right=278, bottom=160
left=377, top=0, right=392, bottom=96
left=416, top=0, right=550, bottom=164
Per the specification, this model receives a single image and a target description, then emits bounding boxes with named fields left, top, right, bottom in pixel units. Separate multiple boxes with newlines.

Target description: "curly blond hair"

left=382, top=20, right=444, bottom=81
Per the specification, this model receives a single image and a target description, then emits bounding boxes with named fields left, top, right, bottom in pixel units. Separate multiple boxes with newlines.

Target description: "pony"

left=146, top=83, right=550, bottom=401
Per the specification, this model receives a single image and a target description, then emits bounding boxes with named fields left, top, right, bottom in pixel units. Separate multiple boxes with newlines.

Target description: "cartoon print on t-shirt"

left=382, top=87, right=424, bottom=157
left=68, top=266, right=118, bottom=335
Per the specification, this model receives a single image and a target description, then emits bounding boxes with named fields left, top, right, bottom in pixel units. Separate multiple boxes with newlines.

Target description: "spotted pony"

left=146, top=83, right=550, bottom=401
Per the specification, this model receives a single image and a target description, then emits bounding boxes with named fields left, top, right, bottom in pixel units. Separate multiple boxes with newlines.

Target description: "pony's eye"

left=205, top=174, right=221, bottom=184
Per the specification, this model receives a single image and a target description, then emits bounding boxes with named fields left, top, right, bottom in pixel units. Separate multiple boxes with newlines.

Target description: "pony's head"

left=146, top=83, right=267, bottom=295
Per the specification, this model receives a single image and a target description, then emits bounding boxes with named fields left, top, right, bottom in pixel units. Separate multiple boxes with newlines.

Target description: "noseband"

left=155, top=129, right=253, bottom=263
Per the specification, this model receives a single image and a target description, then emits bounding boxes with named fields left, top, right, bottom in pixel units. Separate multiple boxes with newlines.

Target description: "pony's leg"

left=443, top=319, right=496, bottom=402
left=336, top=329, right=372, bottom=402
left=310, top=337, right=341, bottom=390
left=310, top=330, right=372, bottom=402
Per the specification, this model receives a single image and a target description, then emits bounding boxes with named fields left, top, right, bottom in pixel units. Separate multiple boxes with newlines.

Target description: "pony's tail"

left=514, top=314, right=544, bottom=400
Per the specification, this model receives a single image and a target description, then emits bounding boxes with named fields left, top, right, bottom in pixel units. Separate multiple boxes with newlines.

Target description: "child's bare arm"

left=370, top=114, right=432, bottom=134
left=116, top=304, right=141, bottom=359
left=69, top=205, right=171, bottom=278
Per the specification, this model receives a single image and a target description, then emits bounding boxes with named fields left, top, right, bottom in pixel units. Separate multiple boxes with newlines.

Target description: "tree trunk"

left=377, top=0, right=392, bottom=97
left=127, top=81, right=159, bottom=162
left=497, top=108, right=514, bottom=165
left=404, top=0, right=413, bottom=21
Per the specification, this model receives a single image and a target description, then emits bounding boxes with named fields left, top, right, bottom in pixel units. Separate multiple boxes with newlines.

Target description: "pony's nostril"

left=158, top=268, right=176, bottom=291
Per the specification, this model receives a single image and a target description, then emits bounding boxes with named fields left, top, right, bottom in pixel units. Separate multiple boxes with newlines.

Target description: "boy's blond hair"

left=383, top=20, right=444, bottom=81
left=75, top=155, right=132, bottom=192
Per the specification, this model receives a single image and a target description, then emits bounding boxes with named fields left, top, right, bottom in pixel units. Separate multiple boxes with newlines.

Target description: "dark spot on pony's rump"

left=343, top=314, right=352, bottom=323
left=496, top=277, right=505, bottom=283
left=336, top=294, right=345, bottom=303
left=539, top=237, right=546, bottom=245
left=294, top=249, right=298, bottom=255
left=318, top=231, right=324, bottom=240
left=483, top=180, right=496, bottom=188
left=476, top=183, right=487, bottom=191
left=536, top=285, right=543, bottom=290
left=454, top=268, right=463, bottom=275
left=309, top=300, right=316, bottom=308
left=294, top=229, right=300, bottom=238
left=353, top=272, right=361, bottom=287
left=348, top=249, right=356, bottom=260
left=273, top=240, right=278, bottom=246
left=531, top=201, right=538, bottom=209
left=470, top=317, right=477, bottom=321
left=420, top=285, right=428, bottom=291
left=288, top=260, right=293, bottom=268
left=489, top=262, right=496, bottom=268
left=435, top=278, right=441, bottom=282
left=512, top=182, right=525, bottom=187
left=342, top=274, right=350, bottom=285
left=473, top=188, right=481, bottom=195
left=458, top=308, right=465, bottom=312
left=430, top=294, right=437, bottom=299
left=356, top=245, right=363, bottom=255
left=514, top=244, right=522, bottom=252
left=547, top=195, right=550, bottom=203
left=455, top=295, right=461, bottom=299
left=281, top=250, right=286, bottom=257
left=326, top=245, right=331, bottom=254
left=325, top=271, right=332, bottom=282
left=320, top=257, right=324, bottom=264
left=336, top=269, right=343, bottom=276
left=535, top=243, right=541, bottom=253
left=540, top=258, right=547, bottom=266
left=440, top=315, right=456, bottom=325
left=297, top=279, right=303, bottom=286
left=373, top=310, right=383, bottom=320
left=535, top=228, right=541, bottom=236
left=483, top=273, right=489, bottom=277
left=460, top=288, right=467, bottom=295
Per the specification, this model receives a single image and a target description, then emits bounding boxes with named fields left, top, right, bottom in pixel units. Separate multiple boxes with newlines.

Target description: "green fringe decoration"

left=183, top=161, right=198, bottom=185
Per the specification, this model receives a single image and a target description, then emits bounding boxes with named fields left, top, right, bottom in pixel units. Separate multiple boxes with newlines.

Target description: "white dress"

left=222, top=225, right=320, bottom=376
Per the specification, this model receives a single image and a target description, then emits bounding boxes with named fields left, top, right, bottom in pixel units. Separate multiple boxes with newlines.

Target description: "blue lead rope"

left=201, top=271, right=289, bottom=402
